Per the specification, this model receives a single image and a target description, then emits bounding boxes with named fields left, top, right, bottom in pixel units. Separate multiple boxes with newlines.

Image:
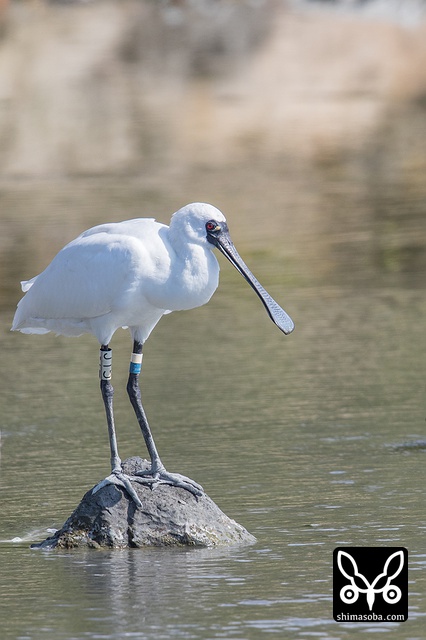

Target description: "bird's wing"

left=14, top=232, right=144, bottom=323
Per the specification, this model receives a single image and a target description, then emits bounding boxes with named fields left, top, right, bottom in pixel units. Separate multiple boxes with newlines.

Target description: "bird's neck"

left=180, top=242, right=217, bottom=281
left=168, top=242, right=220, bottom=311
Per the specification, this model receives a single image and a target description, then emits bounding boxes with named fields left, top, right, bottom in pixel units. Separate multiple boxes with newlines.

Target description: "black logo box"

left=333, top=547, right=408, bottom=622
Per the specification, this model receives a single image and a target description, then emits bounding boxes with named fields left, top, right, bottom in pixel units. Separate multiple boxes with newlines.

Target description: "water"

left=1, top=245, right=425, bottom=638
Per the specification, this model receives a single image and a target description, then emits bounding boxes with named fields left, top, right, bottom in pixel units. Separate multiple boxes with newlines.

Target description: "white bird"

left=12, top=202, right=294, bottom=506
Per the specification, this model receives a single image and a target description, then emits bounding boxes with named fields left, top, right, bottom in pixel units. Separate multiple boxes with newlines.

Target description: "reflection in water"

left=65, top=547, right=257, bottom=636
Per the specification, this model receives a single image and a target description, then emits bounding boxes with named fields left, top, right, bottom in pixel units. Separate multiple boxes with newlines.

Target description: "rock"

left=32, top=457, right=256, bottom=549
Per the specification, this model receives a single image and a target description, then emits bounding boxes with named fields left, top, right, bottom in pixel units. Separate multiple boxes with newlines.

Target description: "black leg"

left=99, top=345, right=121, bottom=473
left=126, top=340, right=165, bottom=474
left=92, top=344, right=143, bottom=507
left=127, top=339, right=203, bottom=496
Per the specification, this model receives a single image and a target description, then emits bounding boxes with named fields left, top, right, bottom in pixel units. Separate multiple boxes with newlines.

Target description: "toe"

left=92, top=473, right=143, bottom=508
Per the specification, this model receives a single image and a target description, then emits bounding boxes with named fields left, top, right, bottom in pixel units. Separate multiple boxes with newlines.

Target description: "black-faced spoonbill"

left=12, top=203, right=294, bottom=506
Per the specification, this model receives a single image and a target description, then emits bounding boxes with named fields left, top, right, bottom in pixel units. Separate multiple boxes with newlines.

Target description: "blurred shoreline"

left=1, top=0, right=425, bottom=305
left=1, top=1, right=426, bottom=177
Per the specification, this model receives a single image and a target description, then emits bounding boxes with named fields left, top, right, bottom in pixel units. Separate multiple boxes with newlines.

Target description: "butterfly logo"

left=337, top=550, right=404, bottom=611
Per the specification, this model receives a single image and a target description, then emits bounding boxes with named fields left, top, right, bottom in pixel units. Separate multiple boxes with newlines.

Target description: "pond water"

left=0, top=181, right=425, bottom=640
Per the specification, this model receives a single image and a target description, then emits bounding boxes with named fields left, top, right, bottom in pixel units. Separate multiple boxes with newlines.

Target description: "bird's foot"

left=133, top=466, right=203, bottom=497
left=92, top=470, right=143, bottom=508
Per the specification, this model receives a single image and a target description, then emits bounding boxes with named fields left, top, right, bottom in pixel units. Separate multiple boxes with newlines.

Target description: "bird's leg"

left=127, top=340, right=203, bottom=496
left=92, top=345, right=142, bottom=507
left=126, top=341, right=164, bottom=474
left=99, top=346, right=120, bottom=473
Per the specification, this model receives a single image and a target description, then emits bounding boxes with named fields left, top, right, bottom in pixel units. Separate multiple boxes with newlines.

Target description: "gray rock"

left=32, top=457, right=256, bottom=549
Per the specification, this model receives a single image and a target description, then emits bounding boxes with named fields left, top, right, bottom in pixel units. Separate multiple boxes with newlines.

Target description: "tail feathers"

left=21, top=276, right=37, bottom=292
left=11, top=312, right=49, bottom=333
left=12, top=326, right=50, bottom=335
left=11, top=275, right=40, bottom=332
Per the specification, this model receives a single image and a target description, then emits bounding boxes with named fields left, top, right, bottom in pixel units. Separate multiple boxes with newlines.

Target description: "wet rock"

left=32, top=457, right=256, bottom=549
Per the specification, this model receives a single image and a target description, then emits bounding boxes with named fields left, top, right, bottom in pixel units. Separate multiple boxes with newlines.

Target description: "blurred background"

left=1, top=3, right=426, bottom=638
left=0, top=0, right=425, bottom=303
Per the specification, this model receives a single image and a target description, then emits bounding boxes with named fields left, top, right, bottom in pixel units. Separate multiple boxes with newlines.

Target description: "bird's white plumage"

left=11, top=201, right=294, bottom=507
left=12, top=203, right=226, bottom=345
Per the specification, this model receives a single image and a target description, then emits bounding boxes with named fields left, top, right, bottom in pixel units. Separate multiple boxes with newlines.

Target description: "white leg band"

left=129, top=352, right=143, bottom=374
left=100, top=349, right=112, bottom=380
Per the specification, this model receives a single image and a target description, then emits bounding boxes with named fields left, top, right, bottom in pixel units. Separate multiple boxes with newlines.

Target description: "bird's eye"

left=206, top=220, right=219, bottom=232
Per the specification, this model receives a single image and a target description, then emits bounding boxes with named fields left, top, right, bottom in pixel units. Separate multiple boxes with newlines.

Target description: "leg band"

left=100, top=348, right=112, bottom=380
left=130, top=352, right=143, bottom=375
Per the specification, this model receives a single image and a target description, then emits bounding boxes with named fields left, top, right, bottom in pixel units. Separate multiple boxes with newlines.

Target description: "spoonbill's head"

left=169, top=202, right=227, bottom=247
left=171, top=202, right=295, bottom=336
